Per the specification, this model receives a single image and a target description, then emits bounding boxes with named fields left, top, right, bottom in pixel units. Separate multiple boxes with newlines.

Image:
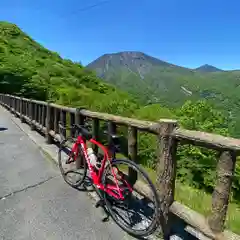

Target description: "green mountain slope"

left=87, top=51, right=240, bottom=136
left=87, top=51, right=195, bottom=104
left=0, top=22, right=138, bottom=115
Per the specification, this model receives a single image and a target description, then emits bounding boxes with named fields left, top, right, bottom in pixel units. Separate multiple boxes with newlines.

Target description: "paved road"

left=0, top=106, right=129, bottom=240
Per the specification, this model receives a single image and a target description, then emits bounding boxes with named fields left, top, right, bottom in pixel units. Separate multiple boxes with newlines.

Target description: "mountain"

left=87, top=51, right=240, bottom=136
left=87, top=51, right=190, bottom=76
left=195, top=64, right=223, bottom=73
left=0, top=22, right=138, bottom=116
left=87, top=51, right=197, bottom=105
left=87, top=51, right=194, bottom=80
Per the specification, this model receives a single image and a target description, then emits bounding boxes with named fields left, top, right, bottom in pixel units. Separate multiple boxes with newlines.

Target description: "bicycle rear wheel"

left=102, top=158, right=161, bottom=237
left=58, top=137, right=87, bottom=188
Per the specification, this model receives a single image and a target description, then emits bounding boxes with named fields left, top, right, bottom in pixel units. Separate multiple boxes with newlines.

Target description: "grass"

left=140, top=165, right=240, bottom=235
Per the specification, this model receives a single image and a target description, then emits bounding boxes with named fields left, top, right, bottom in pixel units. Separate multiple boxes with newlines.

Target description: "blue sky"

left=1, top=0, right=240, bottom=70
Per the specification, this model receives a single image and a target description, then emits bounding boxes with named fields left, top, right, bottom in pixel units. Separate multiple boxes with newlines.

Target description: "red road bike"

left=58, top=122, right=161, bottom=237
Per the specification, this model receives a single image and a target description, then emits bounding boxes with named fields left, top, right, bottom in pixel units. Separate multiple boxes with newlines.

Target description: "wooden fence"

left=0, top=94, right=239, bottom=240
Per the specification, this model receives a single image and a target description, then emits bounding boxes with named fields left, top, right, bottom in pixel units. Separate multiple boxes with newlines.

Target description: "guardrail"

left=0, top=94, right=239, bottom=240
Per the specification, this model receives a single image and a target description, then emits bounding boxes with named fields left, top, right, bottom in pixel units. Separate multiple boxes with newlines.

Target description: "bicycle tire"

left=58, top=137, right=87, bottom=188
left=102, top=158, right=161, bottom=237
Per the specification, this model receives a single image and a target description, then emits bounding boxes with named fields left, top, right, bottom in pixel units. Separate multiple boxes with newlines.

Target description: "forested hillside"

left=0, top=21, right=138, bottom=116
left=1, top=21, right=240, bottom=233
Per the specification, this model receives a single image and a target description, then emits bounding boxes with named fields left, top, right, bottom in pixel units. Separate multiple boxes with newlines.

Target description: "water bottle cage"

left=96, top=153, right=104, bottom=163
left=109, top=143, right=121, bottom=154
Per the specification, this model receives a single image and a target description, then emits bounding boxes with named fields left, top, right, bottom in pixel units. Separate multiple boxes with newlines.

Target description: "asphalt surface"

left=0, top=106, right=130, bottom=240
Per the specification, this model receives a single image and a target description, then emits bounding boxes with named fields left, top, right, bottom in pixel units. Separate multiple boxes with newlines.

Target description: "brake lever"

left=103, top=130, right=108, bottom=135
left=73, top=123, right=91, bottom=129
left=103, top=130, right=119, bottom=139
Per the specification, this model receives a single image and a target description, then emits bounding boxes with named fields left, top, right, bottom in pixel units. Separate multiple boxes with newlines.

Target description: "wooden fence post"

left=12, top=96, right=14, bottom=112
left=155, top=119, right=178, bottom=239
left=13, top=98, right=17, bottom=116
left=19, top=97, right=23, bottom=122
left=42, top=105, right=46, bottom=128
left=6, top=95, right=8, bottom=108
left=46, top=103, right=53, bottom=144
left=31, top=102, right=35, bottom=124
left=10, top=96, right=13, bottom=113
left=108, top=121, right=117, bottom=158
left=7, top=95, right=10, bottom=110
left=19, top=98, right=24, bottom=122
left=54, top=108, right=59, bottom=134
left=79, top=108, right=86, bottom=126
left=92, top=118, right=99, bottom=155
left=33, top=102, right=37, bottom=124
left=29, top=100, right=35, bottom=130
left=75, top=108, right=80, bottom=127
left=60, top=110, right=66, bottom=139
left=128, top=126, right=138, bottom=185
left=75, top=108, right=84, bottom=169
left=16, top=98, right=19, bottom=115
left=15, top=98, right=18, bottom=115
left=38, top=104, right=41, bottom=125
left=208, top=151, right=236, bottom=236
left=69, top=112, right=75, bottom=137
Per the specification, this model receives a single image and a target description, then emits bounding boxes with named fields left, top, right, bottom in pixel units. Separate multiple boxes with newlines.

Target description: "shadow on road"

left=70, top=174, right=160, bottom=240
left=60, top=170, right=158, bottom=237
left=0, top=127, right=8, bottom=132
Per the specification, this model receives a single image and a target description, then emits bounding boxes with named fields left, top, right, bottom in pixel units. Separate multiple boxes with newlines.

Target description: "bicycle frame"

left=71, top=135, right=133, bottom=200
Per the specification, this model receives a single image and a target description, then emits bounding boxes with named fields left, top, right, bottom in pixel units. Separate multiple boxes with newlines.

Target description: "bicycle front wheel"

left=58, top=137, right=87, bottom=188
left=102, top=159, right=161, bottom=237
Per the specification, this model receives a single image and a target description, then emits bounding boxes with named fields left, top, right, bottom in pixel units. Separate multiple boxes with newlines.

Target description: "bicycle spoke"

left=58, top=137, right=87, bottom=188
left=102, top=159, right=160, bottom=237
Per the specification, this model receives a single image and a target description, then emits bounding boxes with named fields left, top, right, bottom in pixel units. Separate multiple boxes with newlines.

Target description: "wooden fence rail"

left=0, top=94, right=239, bottom=240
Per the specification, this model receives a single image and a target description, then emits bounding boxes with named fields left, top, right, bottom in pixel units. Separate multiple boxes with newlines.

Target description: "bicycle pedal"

left=65, top=159, right=74, bottom=164
left=100, top=207, right=110, bottom=222
left=95, top=199, right=105, bottom=208
left=102, top=215, right=109, bottom=222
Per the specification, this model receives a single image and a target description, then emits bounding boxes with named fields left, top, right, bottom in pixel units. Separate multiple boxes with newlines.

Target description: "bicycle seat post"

left=109, top=140, right=116, bottom=160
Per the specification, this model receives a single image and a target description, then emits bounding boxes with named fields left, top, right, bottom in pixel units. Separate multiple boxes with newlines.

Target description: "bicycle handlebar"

left=58, top=121, right=121, bottom=152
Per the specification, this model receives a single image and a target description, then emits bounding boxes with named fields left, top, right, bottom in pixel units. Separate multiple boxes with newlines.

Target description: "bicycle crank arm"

left=95, top=199, right=105, bottom=208
left=93, top=186, right=110, bottom=222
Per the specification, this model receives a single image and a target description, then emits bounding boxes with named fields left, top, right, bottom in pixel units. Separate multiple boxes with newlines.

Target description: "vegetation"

left=135, top=101, right=240, bottom=199
left=0, top=21, right=138, bottom=116
left=1, top=21, right=240, bottom=233
left=142, top=165, right=240, bottom=234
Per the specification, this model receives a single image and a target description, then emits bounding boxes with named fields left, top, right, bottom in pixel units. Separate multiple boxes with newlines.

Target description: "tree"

left=176, top=100, right=230, bottom=192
